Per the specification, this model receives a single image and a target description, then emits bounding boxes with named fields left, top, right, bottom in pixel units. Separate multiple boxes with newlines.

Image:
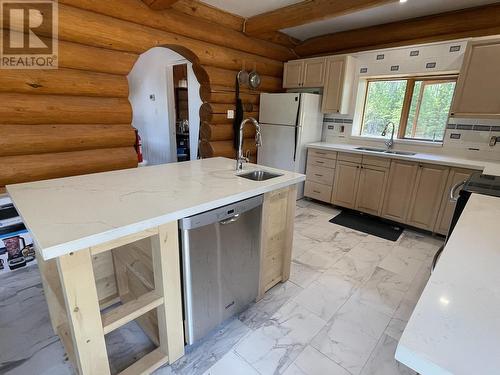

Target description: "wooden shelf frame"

left=36, top=222, right=185, bottom=375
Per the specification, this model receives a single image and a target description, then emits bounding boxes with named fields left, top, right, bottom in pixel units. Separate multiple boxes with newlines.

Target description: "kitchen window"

left=360, top=76, right=457, bottom=142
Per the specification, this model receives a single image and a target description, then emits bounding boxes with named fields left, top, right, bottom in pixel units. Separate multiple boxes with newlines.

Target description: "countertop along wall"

left=0, top=0, right=291, bottom=191
left=321, top=39, right=500, bottom=162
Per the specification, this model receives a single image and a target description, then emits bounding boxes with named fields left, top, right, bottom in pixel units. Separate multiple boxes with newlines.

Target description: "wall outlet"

left=227, top=110, right=234, bottom=119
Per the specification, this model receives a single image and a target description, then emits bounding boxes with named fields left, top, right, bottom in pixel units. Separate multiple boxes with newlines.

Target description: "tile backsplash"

left=322, top=114, right=500, bottom=162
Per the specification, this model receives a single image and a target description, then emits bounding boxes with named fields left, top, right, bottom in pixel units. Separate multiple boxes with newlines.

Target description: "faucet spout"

left=381, top=121, right=395, bottom=149
left=236, top=118, right=261, bottom=171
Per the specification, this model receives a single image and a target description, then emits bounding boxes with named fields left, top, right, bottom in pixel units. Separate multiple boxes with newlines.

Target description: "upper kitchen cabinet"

left=451, top=38, right=500, bottom=118
left=283, top=57, right=326, bottom=88
left=321, top=56, right=356, bottom=115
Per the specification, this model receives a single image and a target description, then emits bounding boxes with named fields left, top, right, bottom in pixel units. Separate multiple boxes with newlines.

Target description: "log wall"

left=0, top=0, right=289, bottom=188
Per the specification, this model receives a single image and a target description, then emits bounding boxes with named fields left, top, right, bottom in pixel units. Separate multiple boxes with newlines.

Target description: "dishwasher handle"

left=219, top=214, right=240, bottom=225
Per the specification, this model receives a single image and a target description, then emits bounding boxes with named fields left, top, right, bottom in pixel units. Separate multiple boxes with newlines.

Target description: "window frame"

left=359, top=75, right=458, bottom=143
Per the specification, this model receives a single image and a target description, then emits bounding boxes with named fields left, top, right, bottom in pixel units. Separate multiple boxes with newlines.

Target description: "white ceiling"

left=282, top=0, right=499, bottom=40
left=200, top=0, right=302, bottom=18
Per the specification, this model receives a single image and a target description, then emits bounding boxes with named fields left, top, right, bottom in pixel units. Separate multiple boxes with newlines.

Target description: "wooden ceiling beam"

left=295, top=3, right=500, bottom=56
left=142, top=0, right=179, bottom=10
left=244, top=0, right=398, bottom=36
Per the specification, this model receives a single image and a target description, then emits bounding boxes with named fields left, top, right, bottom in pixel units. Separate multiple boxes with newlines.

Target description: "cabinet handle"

left=316, top=152, right=326, bottom=155
left=313, top=190, right=321, bottom=194
left=314, top=174, right=323, bottom=177
left=316, top=161, right=324, bottom=164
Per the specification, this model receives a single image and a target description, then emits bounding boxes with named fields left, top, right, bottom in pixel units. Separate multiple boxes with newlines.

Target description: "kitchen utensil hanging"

left=237, top=70, right=249, bottom=86
left=248, top=63, right=261, bottom=89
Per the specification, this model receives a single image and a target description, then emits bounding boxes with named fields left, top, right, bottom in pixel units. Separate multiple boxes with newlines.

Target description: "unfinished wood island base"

left=7, top=158, right=304, bottom=375
left=37, top=222, right=185, bottom=375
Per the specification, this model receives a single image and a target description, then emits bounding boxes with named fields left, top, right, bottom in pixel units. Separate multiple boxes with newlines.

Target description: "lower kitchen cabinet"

left=332, top=161, right=360, bottom=208
left=381, top=160, right=419, bottom=222
left=355, top=165, right=388, bottom=216
left=434, top=168, right=476, bottom=235
left=406, top=163, right=450, bottom=231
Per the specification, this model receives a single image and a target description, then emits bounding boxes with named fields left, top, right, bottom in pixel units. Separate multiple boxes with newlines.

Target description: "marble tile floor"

left=0, top=199, right=443, bottom=375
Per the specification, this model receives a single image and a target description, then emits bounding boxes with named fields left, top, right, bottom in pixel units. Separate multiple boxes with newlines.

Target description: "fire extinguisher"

left=134, top=128, right=143, bottom=163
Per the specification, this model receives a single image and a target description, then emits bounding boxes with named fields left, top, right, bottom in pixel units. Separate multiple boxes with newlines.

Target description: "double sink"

left=236, top=147, right=416, bottom=182
left=355, top=147, right=416, bottom=156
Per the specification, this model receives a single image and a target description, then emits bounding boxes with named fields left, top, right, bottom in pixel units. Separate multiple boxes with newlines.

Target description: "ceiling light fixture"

left=400, top=0, right=407, bottom=2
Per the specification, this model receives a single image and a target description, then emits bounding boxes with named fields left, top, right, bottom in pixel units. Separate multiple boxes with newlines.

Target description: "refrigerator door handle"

left=293, top=94, right=301, bottom=162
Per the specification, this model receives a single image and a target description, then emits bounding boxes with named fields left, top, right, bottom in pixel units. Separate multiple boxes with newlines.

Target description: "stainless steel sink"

left=355, top=146, right=416, bottom=156
left=237, top=170, right=283, bottom=181
left=384, top=150, right=417, bottom=156
left=355, top=147, right=387, bottom=152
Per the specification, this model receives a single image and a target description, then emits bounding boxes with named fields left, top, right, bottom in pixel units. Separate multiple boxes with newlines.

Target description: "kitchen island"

left=6, top=157, right=304, bottom=375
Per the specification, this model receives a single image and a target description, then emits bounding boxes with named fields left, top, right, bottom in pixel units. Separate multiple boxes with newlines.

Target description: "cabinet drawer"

left=338, top=152, right=362, bottom=163
left=307, top=155, right=336, bottom=169
left=306, top=165, right=335, bottom=186
left=304, top=181, right=332, bottom=203
left=362, top=155, right=391, bottom=168
left=309, top=148, right=337, bottom=160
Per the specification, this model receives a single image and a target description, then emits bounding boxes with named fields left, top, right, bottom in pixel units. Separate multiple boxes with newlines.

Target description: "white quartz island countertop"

left=7, top=157, right=305, bottom=260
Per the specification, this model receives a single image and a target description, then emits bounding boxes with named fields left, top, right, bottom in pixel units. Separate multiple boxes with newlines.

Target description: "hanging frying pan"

left=248, top=70, right=261, bottom=89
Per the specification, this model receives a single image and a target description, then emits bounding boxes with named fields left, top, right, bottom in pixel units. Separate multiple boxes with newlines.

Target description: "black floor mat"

left=330, top=210, right=403, bottom=241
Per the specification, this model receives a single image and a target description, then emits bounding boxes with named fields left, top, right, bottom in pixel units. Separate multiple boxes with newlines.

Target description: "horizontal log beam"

left=0, top=124, right=135, bottom=156
left=199, top=140, right=257, bottom=160
left=59, top=0, right=293, bottom=62
left=200, top=109, right=259, bottom=124
left=0, top=147, right=137, bottom=187
left=59, top=40, right=139, bottom=75
left=142, top=0, right=179, bottom=10
left=172, top=0, right=243, bottom=31
left=0, top=94, right=132, bottom=124
left=200, top=122, right=256, bottom=142
left=295, top=3, right=500, bottom=57
left=0, top=68, right=129, bottom=97
left=245, top=0, right=397, bottom=35
left=199, top=86, right=260, bottom=104
left=194, top=65, right=282, bottom=92
left=200, top=102, right=259, bottom=118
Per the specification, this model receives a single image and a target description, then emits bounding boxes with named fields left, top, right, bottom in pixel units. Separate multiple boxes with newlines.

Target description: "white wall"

left=128, top=47, right=201, bottom=165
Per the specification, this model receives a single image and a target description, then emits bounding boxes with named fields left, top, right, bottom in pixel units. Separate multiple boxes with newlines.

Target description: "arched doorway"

left=128, top=47, right=203, bottom=165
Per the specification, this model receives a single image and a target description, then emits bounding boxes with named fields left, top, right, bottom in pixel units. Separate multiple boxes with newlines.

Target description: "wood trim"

left=294, top=3, right=500, bottom=57
left=399, top=79, right=415, bottom=139
left=151, top=222, right=185, bottom=363
left=57, top=249, right=110, bottom=374
left=90, top=228, right=159, bottom=256
left=245, top=0, right=397, bottom=35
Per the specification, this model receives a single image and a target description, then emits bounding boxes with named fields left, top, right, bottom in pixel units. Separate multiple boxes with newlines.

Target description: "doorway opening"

left=127, top=47, right=202, bottom=165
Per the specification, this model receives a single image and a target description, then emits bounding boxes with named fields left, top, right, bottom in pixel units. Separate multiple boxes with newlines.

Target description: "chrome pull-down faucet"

left=236, top=118, right=262, bottom=171
left=381, top=121, right=395, bottom=149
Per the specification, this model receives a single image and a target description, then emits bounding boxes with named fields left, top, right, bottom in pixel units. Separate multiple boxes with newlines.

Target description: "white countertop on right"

left=395, top=192, right=500, bottom=375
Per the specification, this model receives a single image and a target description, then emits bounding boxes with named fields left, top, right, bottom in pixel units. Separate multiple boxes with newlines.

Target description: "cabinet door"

left=381, top=160, right=418, bottom=222
left=331, top=161, right=360, bottom=209
left=434, top=168, right=476, bottom=235
left=406, top=164, right=449, bottom=231
left=321, top=58, right=345, bottom=114
left=302, top=58, right=326, bottom=88
left=283, top=61, right=304, bottom=88
left=451, top=38, right=500, bottom=118
left=355, top=166, right=388, bottom=216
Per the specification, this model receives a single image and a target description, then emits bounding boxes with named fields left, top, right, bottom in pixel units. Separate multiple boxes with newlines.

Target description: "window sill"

left=350, top=135, right=444, bottom=148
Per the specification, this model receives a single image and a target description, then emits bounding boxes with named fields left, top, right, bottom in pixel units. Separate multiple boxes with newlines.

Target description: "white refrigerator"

left=257, top=93, right=323, bottom=198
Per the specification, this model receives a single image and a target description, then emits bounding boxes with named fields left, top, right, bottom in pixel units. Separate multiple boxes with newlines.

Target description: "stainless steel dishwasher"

left=179, top=195, right=263, bottom=345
